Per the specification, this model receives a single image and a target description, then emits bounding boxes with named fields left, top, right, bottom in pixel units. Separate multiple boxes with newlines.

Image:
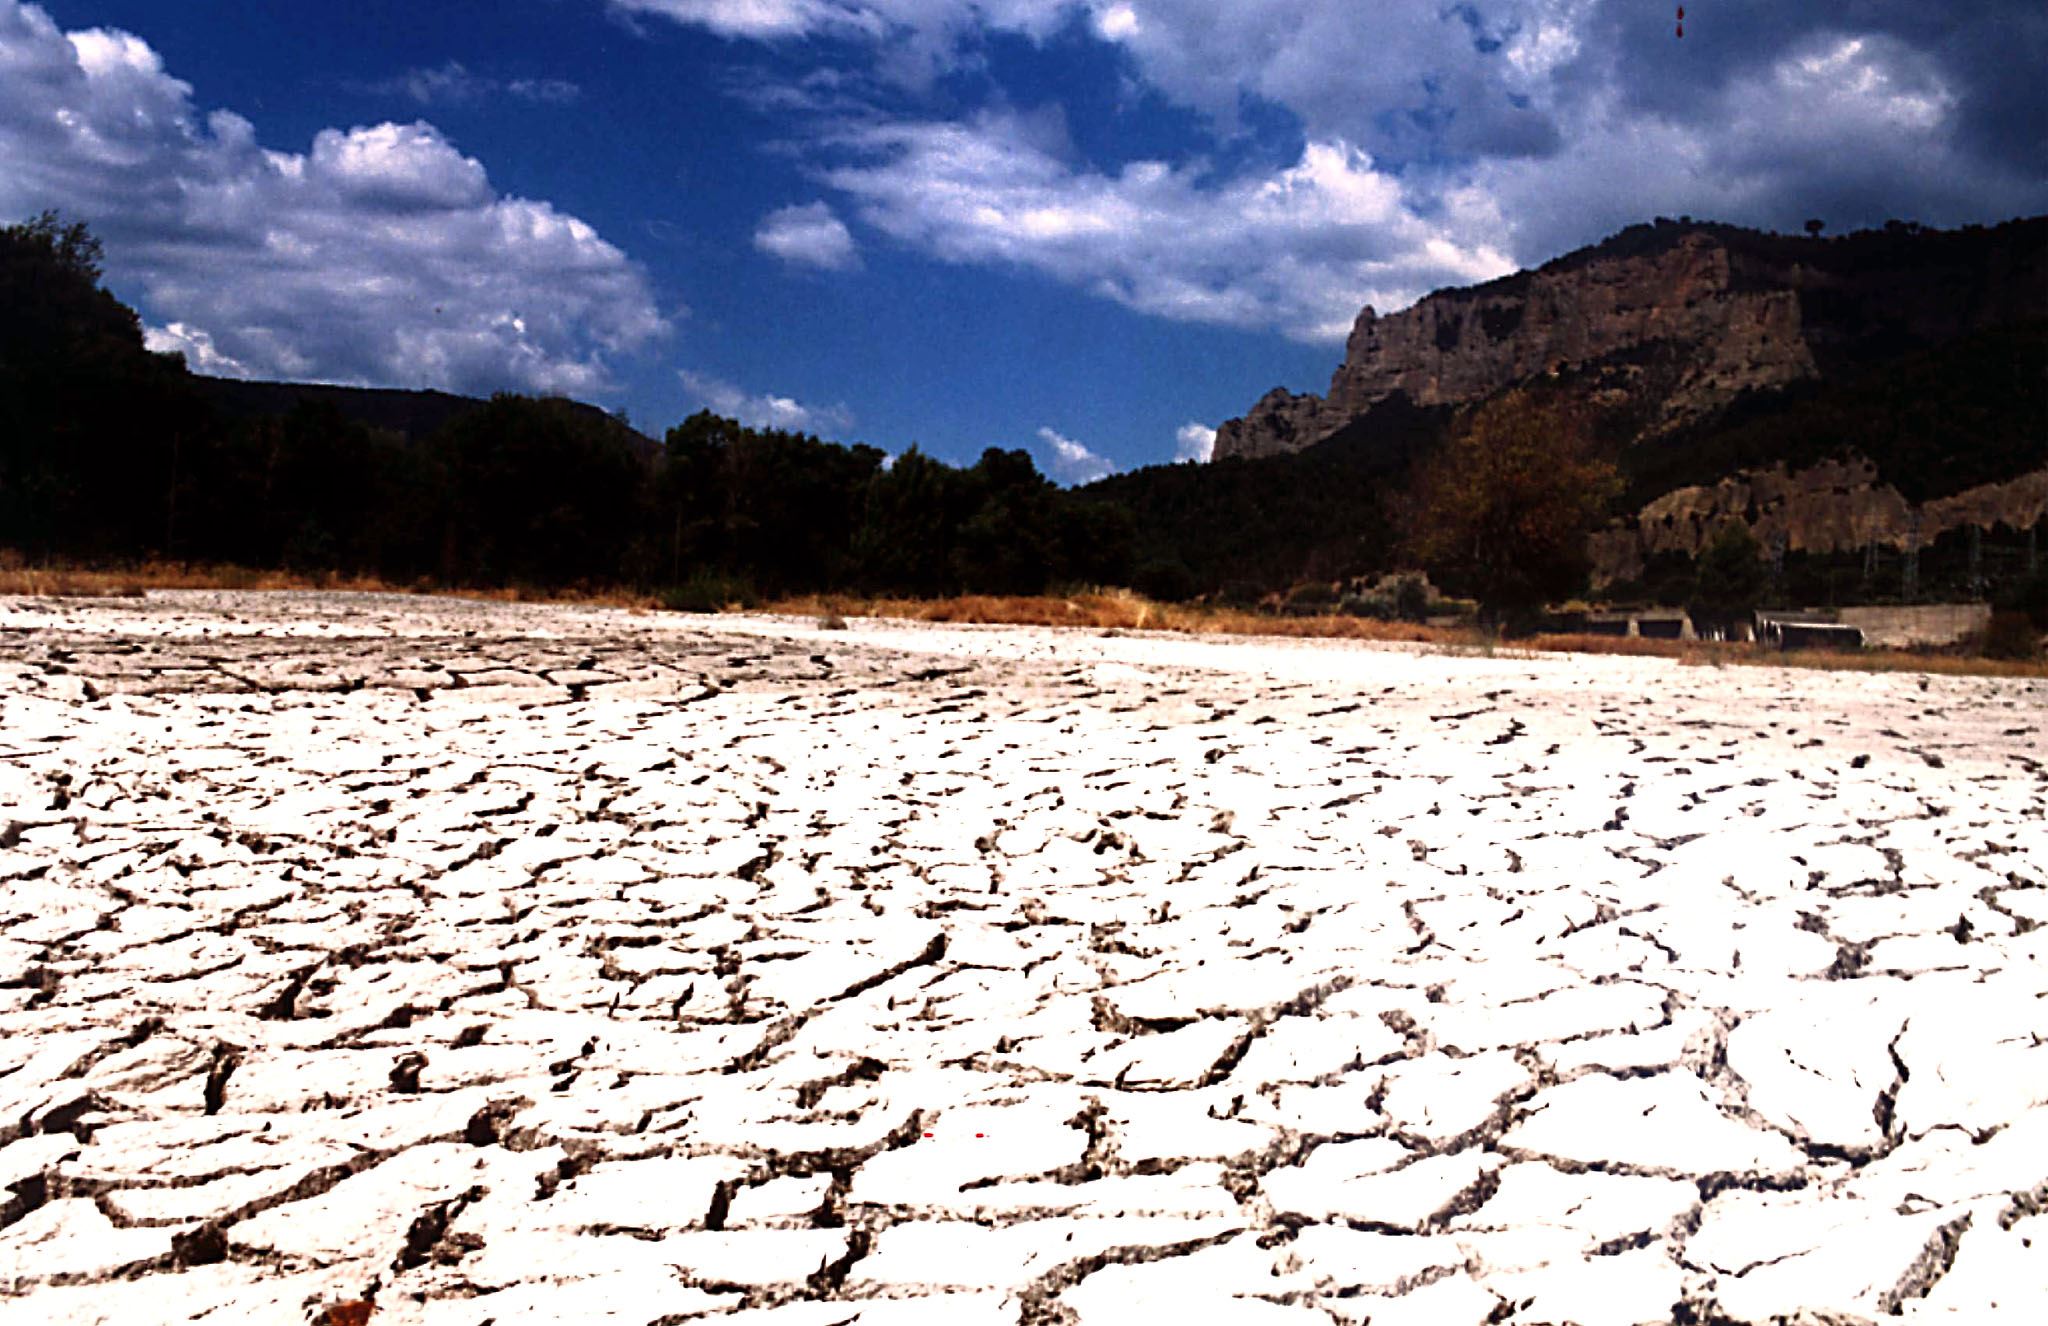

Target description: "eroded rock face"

left=1212, top=218, right=2047, bottom=464
left=1591, top=458, right=2048, bottom=585
left=0, top=591, right=2044, bottom=1323
left=1216, top=233, right=1819, bottom=461
left=1211, top=387, right=1339, bottom=463
left=1329, top=235, right=1813, bottom=421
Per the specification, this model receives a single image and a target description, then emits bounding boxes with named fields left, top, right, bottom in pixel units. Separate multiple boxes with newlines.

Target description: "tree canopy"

left=1689, top=521, right=1770, bottom=623
left=1401, top=389, right=1621, bottom=627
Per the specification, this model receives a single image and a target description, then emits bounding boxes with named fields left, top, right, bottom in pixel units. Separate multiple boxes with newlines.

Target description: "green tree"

left=1052, top=498, right=1136, bottom=589
left=654, top=411, right=883, bottom=593
left=428, top=395, right=650, bottom=586
left=952, top=447, right=1055, bottom=594
left=1688, top=520, right=1769, bottom=629
left=0, top=212, right=202, bottom=557
left=1402, top=389, right=1621, bottom=629
left=853, top=448, right=969, bottom=594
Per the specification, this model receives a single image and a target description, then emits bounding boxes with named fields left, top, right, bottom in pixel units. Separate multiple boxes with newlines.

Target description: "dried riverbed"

left=1, top=591, right=2044, bottom=1324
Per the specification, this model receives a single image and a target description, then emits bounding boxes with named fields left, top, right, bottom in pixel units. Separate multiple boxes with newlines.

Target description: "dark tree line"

left=651, top=413, right=1132, bottom=599
left=0, top=214, right=1149, bottom=599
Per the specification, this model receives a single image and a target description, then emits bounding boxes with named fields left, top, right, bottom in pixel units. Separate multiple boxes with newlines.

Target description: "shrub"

left=1979, top=609, right=2041, bottom=660
left=659, top=570, right=757, bottom=613
left=1131, top=557, right=1198, bottom=603
left=1216, top=580, right=1266, bottom=609
left=1390, top=574, right=1431, bottom=622
left=1284, top=582, right=1338, bottom=614
left=1690, top=521, right=1768, bottom=619
left=1994, top=570, right=2048, bottom=631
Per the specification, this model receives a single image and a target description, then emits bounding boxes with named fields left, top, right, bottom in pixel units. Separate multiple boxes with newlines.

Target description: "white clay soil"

left=1, top=590, right=2043, bottom=1324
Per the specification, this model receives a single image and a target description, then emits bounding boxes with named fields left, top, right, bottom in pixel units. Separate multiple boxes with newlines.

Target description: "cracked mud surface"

left=2, top=589, right=2044, bottom=1325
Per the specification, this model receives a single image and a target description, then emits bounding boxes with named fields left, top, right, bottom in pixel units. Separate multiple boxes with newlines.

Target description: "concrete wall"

left=1579, top=612, right=1694, bottom=639
left=1576, top=603, right=1986, bottom=649
left=1836, top=603, right=1991, bottom=649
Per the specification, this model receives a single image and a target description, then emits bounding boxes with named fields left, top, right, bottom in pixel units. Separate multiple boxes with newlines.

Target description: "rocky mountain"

left=1214, top=216, right=2048, bottom=463
left=1592, top=316, right=2046, bottom=589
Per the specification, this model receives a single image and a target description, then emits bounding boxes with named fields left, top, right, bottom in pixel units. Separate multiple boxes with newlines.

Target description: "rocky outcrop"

left=1589, top=457, right=2048, bottom=585
left=1332, top=235, right=1814, bottom=421
left=1210, top=388, right=1340, bottom=462
left=1214, top=217, right=2047, bottom=463
left=1217, top=232, right=1817, bottom=461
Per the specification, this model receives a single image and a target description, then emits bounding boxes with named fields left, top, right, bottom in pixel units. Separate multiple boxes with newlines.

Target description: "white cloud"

left=506, top=77, right=582, bottom=105
left=613, top=2, right=1558, bottom=155
left=609, top=0, right=882, bottom=41
left=144, top=321, right=254, bottom=378
left=1036, top=425, right=1115, bottom=484
left=362, top=61, right=581, bottom=107
left=824, top=113, right=1514, bottom=342
left=680, top=368, right=854, bottom=434
left=0, top=1, right=664, bottom=396
left=754, top=200, right=860, bottom=270
left=1173, top=421, right=1214, bottom=463
left=1093, top=4, right=1139, bottom=42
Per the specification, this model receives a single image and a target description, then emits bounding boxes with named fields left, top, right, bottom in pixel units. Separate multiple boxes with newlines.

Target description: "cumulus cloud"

left=824, top=112, right=1514, bottom=342
left=680, top=368, right=854, bottom=434
left=754, top=201, right=860, bottom=270
left=1035, top=425, right=1115, bottom=484
left=0, top=1, right=664, bottom=396
left=143, top=322, right=254, bottom=378
left=1173, top=421, right=1214, bottom=463
left=361, top=61, right=581, bottom=107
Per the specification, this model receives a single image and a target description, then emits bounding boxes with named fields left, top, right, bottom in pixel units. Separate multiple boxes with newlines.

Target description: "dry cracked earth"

left=1, top=591, right=2045, bottom=1326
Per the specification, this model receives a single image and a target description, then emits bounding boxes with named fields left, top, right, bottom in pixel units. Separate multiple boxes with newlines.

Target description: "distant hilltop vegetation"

left=1215, top=215, right=2047, bottom=464
left=190, top=377, right=656, bottom=457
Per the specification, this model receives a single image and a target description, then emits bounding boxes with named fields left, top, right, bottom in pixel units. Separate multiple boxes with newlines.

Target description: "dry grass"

left=1517, top=631, right=2048, bottom=678
left=0, top=561, right=363, bottom=598
left=1754, top=646, right=2047, bottom=679
left=765, top=589, right=1442, bottom=644
left=5, top=557, right=2036, bottom=679
left=1516, top=631, right=1700, bottom=658
left=0, top=556, right=659, bottom=609
left=775, top=592, right=2043, bottom=679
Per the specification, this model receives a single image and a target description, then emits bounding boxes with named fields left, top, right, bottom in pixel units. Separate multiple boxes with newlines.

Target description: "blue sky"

left=3, top=2, right=2042, bottom=480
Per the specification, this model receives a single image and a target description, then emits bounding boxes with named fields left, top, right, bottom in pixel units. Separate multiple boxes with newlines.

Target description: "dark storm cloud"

left=1568, top=0, right=2046, bottom=192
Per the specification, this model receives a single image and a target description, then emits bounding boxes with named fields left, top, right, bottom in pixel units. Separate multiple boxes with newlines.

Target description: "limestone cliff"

left=1589, top=458, right=2048, bottom=587
left=1214, top=217, right=2047, bottom=463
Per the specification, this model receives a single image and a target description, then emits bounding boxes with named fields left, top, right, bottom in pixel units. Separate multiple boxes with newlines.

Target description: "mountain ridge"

left=190, top=376, right=658, bottom=457
left=1213, top=215, right=2048, bottom=464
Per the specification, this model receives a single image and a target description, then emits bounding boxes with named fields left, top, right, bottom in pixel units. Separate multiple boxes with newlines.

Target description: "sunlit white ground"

left=1, top=591, right=2044, bottom=1324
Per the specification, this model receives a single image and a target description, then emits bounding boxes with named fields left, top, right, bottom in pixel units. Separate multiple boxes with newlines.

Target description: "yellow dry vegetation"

left=0, top=556, right=658, bottom=609
left=3, top=555, right=2037, bottom=678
